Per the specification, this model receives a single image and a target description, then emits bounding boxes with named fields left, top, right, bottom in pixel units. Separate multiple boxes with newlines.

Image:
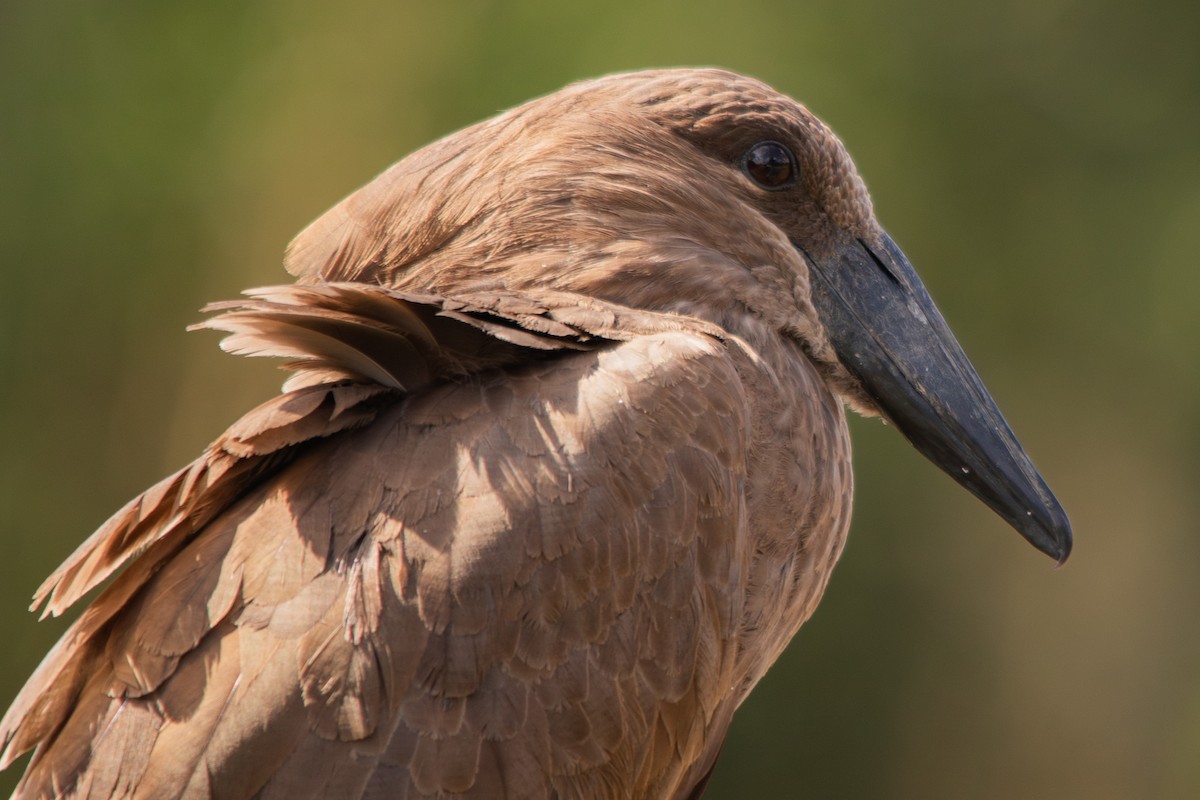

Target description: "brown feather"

left=1, top=68, right=881, bottom=799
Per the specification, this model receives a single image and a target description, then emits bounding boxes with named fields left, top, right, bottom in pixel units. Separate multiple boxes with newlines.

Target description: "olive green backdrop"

left=2, top=1, right=1197, bottom=797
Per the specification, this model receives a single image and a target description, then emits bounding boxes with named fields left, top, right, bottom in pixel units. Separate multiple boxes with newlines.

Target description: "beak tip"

left=1028, top=503, right=1072, bottom=565
left=1052, top=527, right=1073, bottom=567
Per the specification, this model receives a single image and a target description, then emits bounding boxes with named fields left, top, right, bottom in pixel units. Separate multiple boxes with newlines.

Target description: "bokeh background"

left=2, top=1, right=1197, bottom=797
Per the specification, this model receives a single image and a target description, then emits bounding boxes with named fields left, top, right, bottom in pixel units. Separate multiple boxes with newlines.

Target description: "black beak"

left=803, top=232, right=1072, bottom=563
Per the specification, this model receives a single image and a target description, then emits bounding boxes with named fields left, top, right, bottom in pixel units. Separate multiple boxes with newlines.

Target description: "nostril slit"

left=859, top=238, right=902, bottom=285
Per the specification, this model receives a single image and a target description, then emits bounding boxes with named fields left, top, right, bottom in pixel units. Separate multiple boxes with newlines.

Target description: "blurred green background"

left=2, top=1, right=1198, bottom=797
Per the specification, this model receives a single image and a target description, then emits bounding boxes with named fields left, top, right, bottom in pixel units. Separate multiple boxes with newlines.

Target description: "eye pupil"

left=744, top=141, right=795, bottom=189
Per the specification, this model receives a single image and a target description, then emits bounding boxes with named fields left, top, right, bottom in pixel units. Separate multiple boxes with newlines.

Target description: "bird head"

left=284, top=68, right=1071, bottom=562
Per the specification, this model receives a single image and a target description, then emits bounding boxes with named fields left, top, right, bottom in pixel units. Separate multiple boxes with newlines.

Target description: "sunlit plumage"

left=1, top=69, right=1070, bottom=799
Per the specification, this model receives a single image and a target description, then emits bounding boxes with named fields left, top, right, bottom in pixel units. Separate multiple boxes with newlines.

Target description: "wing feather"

left=3, top=284, right=766, bottom=800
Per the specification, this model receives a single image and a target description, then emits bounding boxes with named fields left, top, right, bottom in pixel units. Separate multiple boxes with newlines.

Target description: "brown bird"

left=1, top=68, right=1071, bottom=799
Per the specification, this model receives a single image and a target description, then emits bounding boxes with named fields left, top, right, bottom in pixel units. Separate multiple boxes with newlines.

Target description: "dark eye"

left=742, top=141, right=796, bottom=190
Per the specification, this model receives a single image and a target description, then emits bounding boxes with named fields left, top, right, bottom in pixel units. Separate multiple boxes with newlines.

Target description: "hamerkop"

left=1, top=69, right=1071, bottom=799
